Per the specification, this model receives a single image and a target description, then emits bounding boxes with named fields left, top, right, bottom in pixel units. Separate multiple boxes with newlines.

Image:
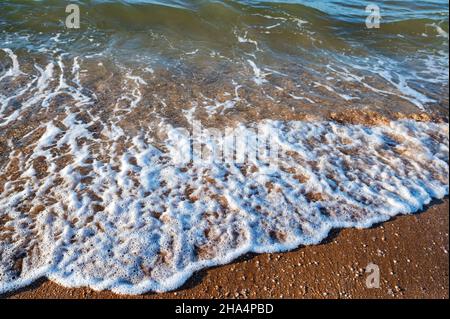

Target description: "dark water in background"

left=1, top=0, right=449, bottom=116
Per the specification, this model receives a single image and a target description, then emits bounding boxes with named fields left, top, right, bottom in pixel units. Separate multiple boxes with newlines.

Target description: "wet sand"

left=3, top=197, right=448, bottom=299
left=1, top=0, right=449, bottom=301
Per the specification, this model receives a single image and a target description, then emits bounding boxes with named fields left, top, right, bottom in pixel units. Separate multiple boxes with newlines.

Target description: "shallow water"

left=1, top=0, right=449, bottom=114
left=0, top=1, right=448, bottom=294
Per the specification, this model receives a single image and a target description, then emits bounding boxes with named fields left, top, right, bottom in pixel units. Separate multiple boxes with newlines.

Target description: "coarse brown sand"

left=2, top=198, right=448, bottom=299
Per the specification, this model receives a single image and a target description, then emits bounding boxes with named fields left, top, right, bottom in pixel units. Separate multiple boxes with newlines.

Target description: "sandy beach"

left=1, top=1, right=448, bottom=300
left=3, top=198, right=447, bottom=299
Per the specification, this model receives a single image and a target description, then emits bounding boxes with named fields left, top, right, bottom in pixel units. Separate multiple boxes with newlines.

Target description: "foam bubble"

left=0, top=37, right=448, bottom=295
left=0, top=114, right=448, bottom=294
left=247, top=60, right=269, bottom=85
left=0, top=48, right=23, bottom=82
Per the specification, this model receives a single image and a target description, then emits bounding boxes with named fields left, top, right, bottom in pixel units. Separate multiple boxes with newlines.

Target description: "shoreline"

left=3, top=197, right=448, bottom=299
left=0, top=0, right=448, bottom=301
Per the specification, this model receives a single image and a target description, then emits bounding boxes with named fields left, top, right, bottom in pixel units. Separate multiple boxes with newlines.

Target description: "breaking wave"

left=0, top=0, right=449, bottom=294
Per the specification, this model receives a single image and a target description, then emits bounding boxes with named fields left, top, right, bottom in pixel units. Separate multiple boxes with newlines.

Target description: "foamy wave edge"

left=0, top=117, right=448, bottom=295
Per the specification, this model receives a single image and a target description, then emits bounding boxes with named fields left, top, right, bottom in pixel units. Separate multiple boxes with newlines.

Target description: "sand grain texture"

left=3, top=198, right=448, bottom=299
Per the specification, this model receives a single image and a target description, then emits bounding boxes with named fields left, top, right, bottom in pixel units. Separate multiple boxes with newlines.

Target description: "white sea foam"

left=428, top=23, right=449, bottom=39
left=328, top=50, right=448, bottom=110
left=247, top=60, right=269, bottom=85
left=114, top=73, right=148, bottom=117
left=289, top=93, right=315, bottom=103
left=313, top=81, right=359, bottom=101
left=0, top=42, right=448, bottom=296
left=0, top=112, right=448, bottom=294
left=0, top=48, right=23, bottom=82
left=237, top=31, right=262, bottom=52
